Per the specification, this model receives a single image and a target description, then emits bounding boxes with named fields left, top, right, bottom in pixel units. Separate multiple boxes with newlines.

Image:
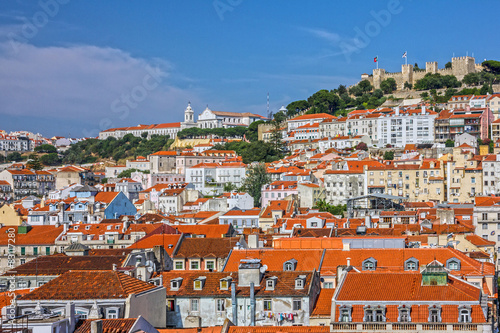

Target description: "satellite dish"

left=147, top=266, right=154, bottom=273
left=259, top=265, right=268, bottom=273
left=145, top=260, right=154, bottom=267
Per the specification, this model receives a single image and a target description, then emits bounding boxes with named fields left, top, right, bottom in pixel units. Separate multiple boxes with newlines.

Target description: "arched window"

left=362, top=257, right=377, bottom=271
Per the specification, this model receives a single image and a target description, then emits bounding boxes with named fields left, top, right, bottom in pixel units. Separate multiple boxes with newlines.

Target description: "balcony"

left=330, top=323, right=480, bottom=331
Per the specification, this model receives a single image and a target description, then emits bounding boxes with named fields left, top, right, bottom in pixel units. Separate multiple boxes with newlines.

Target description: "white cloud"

left=0, top=42, right=203, bottom=137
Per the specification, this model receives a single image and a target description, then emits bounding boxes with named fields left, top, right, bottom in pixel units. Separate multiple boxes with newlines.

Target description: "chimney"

left=395, top=106, right=400, bottom=116
left=247, top=234, right=259, bottom=249
left=421, top=105, right=426, bottom=115
left=231, top=282, right=238, bottom=324
left=90, top=320, right=103, bottom=333
left=112, top=264, right=117, bottom=271
left=347, top=257, right=351, bottom=266
left=342, top=242, right=351, bottom=251
left=66, top=302, right=76, bottom=333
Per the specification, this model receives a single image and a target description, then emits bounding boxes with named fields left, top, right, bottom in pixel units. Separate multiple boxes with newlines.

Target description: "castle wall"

left=359, top=56, right=480, bottom=92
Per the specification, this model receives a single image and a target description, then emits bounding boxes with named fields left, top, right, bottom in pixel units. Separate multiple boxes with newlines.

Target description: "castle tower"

left=401, top=64, right=413, bottom=88
left=372, top=68, right=386, bottom=90
left=425, top=62, right=438, bottom=74
left=452, top=56, right=476, bottom=80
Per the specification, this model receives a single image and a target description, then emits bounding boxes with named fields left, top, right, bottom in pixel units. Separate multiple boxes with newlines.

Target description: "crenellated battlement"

left=361, top=56, right=480, bottom=91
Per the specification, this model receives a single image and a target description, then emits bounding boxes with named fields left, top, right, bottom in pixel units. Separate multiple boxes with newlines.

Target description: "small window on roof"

left=362, top=257, right=377, bottom=271
left=107, top=225, right=111, bottom=230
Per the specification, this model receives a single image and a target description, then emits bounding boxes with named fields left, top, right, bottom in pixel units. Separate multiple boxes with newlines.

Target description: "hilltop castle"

left=361, top=56, right=482, bottom=91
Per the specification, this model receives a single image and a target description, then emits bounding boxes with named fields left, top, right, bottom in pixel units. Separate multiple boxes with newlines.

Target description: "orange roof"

left=150, top=151, right=178, bottom=156
left=222, top=209, right=261, bottom=217
left=129, top=234, right=182, bottom=255
left=290, top=113, right=336, bottom=121
left=0, top=225, right=63, bottom=246
left=337, top=270, right=480, bottom=302
left=173, top=224, right=232, bottom=238
left=20, top=270, right=157, bottom=300
left=223, top=249, right=323, bottom=272
left=94, top=191, right=119, bottom=203
left=74, top=319, right=137, bottom=333
left=274, top=237, right=343, bottom=249
left=466, top=234, right=496, bottom=247
left=311, top=288, right=335, bottom=316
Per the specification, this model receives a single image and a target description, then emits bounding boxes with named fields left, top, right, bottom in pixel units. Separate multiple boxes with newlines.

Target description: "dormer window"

left=339, top=305, right=352, bottom=322
left=362, top=257, right=377, bottom=271
left=398, top=305, right=411, bottom=322
left=364, top=305, right=385, bottom=322
left=428, top=305, right=441, bottom=322
left=220, top=277, right=231, bottom=290
left=194, top=277, right=206, bottom=290
left=283, top=259, right=297, bottom=271
left=446, top=258, right=461, bottom=270
left=266, top=277, right=277, bottom=290
left=107, top=225, right=111, bottom=230
left=170, top=278, right=182, bottom=290
left=73, top=226, right=78, bottom=230
left=295, top=275, right=306, bottom=289
left=85, top=226, right=90, bottom=230
left=458, top=305, right=471, bottom=323
left=404, top=257, right=419, bottom=271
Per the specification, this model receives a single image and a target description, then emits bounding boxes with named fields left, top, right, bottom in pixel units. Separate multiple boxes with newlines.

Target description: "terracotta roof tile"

left=74, top=319, right=137, bottom=333
left=19, top=270, right=157, bottom=300
left=174, top=237, right=240, bottom=259
left=223, top=249, right=323, bottom=272
left=311, top=288, right=334, bottom=316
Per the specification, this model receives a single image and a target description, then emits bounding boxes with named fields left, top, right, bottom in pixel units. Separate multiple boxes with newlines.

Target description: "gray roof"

left=64, top=243, right=90, bottom=252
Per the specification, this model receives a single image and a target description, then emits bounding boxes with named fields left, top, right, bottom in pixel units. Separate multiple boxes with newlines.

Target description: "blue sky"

left=0, top=1, right=498, bottom=137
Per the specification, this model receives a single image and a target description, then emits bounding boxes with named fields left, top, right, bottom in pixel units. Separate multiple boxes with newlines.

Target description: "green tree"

left=403, top=81, right=413, bottom=90
left=242, top=163, right=270, bottom=207
left=223, top=182, right=239, bottom=192
left=101, top=178, right=108, bottom=184
left=482, top=60, right=500, bottom=74
left=40, top=153, right=61, bottom=166
left=313, top=199, right=346, bottom=216
left=445, top=139, right=455, bottom=148
left=286, top=100, right=309, bottom=117
left=380, top=78, right=397, bottom=94
left=34, top=144, right=57, bottom=153
left=7, top=152, right=22, bottom=162
left=383, top=151, right=395, bottom=160
left=355, top=142, right=368, bottom=151
left=26, top=155, right=43, bottom=170
left=445, top=61, right=452, bottom=69
left=358, top=80, right=373, bottom=93
left=118, top=168, right=138, bottom=178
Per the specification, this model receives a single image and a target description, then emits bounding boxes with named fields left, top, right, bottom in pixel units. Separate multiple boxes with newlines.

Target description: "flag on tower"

left=402, top=51, right=407, bottom=58
left=374, top=56, right=378, bottom=63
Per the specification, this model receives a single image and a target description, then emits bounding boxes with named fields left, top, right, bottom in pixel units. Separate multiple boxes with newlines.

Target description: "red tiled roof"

left=337, top=271, right=480, bottom=302
left=174, top=237, right=240, bottom=259
left=74, top=319, right=137, bottom=333
left=311, top=288, right=335, bottom=316
left=129, top=234, right=182, bottom=255
left=229, top=327, right=329, bottom=333
left=223, top=249, right=323, bottom=272
left=466, top=234, right=496, bottom=247
left=94, top=191, right=119, bottom=203
left=173, top=224, right=233, bottom=238
left=20, top=270, right=157, bottom=300
left=3, top=254, right=128, bottom=276
left=0, top=226, right=63, bottom=246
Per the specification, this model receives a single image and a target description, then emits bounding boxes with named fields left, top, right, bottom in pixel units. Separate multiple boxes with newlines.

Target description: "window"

left=323, top=282, right=334, bottom=289
left=398, top=307, right=410, bottom=322
left=106, top=308, right=119, bottom=319
left=206, top=260, right=215, bottom=271
left=20, top=247, right=25, bottom=255
left=459, top=307, right=471, bottom=323
left=446, top=258, right=460, bottom=270
left=20, top=259, right=26, bottom=265
left=362, top=258, right=377, bottom=270
left=266, top=279, right=275, bottom=290
left=220, top=279, right=230, bottom=290
left=194, top=278, right=205, bottom=290
left=190, top=299, right=200, bottom=312
left=45, top=247, right=50, bottom=255
left=429, top=307, right=441, bottom=322
left=293, top=299, right=302, bottom=311
left=174, top=261, right=184, bottom=270
left=263, top=299, right=272, bottom=311
left=482, top=213, right=488, bottom=220
left=285, top=263, right=293, bottom=271
left=33, top=247, right=38, bottom=256
left=405, top=258, right=418, bottom=271
left=339, top=306, right=352, bottom=322
left=216, top=299, right=225, bottom=312
left=295, top=277, right=305, bottom=289
left=482, top=223, right=488, bottom=230
left=364, top=307, right=385, bottom=322
left=171, top=278, right=182, bottom=290
left=167, top=300, right=175, bottom=312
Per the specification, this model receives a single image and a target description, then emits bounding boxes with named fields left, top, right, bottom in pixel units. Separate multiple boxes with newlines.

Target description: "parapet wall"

left=363, top=56, right=480, bottom=90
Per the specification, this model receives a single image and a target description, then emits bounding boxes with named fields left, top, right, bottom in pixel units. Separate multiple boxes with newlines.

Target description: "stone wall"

left=361, top=56, right=480, bottom=91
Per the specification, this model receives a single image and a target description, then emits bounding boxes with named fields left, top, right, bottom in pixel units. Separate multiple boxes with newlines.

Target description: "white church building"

left=99, top=103, right=267, bottom=139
